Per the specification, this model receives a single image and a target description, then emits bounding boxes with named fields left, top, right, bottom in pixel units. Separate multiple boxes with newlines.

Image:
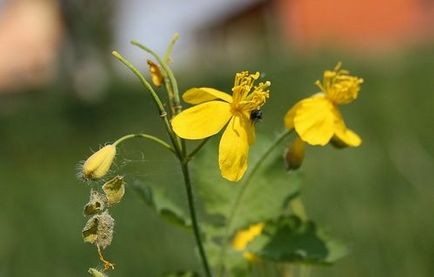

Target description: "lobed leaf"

left=248, top=215, right=348, bottom=264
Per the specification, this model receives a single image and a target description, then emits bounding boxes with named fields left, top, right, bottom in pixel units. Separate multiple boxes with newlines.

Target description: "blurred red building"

left=277, top=0, right=434, bottom=51
left=197, top=0, right=434, bottom=59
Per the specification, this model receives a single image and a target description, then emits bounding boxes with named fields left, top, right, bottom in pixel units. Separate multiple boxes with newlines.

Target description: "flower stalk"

left=112, top=48, right=212, bottom=277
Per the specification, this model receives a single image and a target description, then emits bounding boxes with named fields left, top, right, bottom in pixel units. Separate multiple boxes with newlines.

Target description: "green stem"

left=180, top=161, right=212, bottom=277
left=131, top=40, right=182, bottom=115
left=187, top=138, right=210, bottom=160
left=113, top=133, right=176, bottom=155
left=164, top=33, right=179, bottom=64
left=218, top=129, right=292, bottom=276
left=112, top=51, right=183, bottom=157
left=112, top=51, right=165, bottom=112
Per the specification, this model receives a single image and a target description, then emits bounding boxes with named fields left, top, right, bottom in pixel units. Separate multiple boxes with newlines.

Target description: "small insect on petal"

left=250, top=108, right=263, bottom=124
left=102, top=176, right=126, bottom=205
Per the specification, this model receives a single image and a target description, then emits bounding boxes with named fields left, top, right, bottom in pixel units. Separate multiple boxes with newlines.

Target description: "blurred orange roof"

left=276, top=0, right=434, bottom=51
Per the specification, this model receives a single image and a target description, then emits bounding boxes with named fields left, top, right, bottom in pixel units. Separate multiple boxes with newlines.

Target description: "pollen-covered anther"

left=233, top=71, right=260, bottom=89
left=84, top=189, right=108, bottom=216
left=318, top=63, right=363, bottom=104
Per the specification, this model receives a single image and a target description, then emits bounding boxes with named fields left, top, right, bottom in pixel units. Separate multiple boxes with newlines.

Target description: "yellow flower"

left=232, top=223, right=264, bottom=261
left=284, top=63, right=363, bottom=147
left=172, top=71, right=270, bottom=181
left=83, top=145, right=116, bottom=180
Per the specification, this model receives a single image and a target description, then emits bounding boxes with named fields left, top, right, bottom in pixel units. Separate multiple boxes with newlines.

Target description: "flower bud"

left=284, top=137, right=305, bottom=171
left=83, top=145, right=116, bottom=180
left=147, top=60, right=164, bottom=87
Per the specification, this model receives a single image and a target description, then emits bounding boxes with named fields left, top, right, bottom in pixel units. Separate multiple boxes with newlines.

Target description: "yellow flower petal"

left=284, top=101, right=302, bottom=130
left=172, top=101, right=232, bottom=139
left=182, top=88, right=232, bottom=104
left=334, top=128, right=362, bottom=147
left=333, top=120, right=362, bottom=147
left=219, top=115, right=250, bottom=181
left=293, top=95, right=336, bottom=146
left=331, top=108, right=362, bottom=147
left=232, top=223, right=264, bottom=251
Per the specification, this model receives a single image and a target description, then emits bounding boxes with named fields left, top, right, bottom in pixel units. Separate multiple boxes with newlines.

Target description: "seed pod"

left=102, top=176, right=125, bottom=205
left=84, top=189, right=107, bottom=216
left=82, top=210, right=114, bottom=249
left=83, top=145, right=116, bottom=180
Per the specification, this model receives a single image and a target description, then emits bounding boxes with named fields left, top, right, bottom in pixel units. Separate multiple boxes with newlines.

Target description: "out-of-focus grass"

left=0, top=46, right=433, bottom=276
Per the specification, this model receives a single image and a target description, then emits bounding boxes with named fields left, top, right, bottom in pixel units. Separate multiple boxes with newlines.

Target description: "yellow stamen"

left=316, top=63, right=363, bottom=104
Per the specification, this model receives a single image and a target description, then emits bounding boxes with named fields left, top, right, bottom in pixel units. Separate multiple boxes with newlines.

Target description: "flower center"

left=316, top=62, right=363, bottom=105
left=230, top=71, right=270, bottom=116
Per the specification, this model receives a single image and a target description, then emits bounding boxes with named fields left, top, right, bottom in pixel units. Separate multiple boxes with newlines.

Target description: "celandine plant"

left=78, top=34, right=363, bottom=277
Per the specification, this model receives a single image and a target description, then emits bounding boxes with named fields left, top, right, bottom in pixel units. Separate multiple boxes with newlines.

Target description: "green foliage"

left=192, top=134, right=301, bottom=234
left=163, top=271, right=200, bottom=277
left=249, top=215, right=348, bottom=264
left=131, top=180, right=192, bottom=228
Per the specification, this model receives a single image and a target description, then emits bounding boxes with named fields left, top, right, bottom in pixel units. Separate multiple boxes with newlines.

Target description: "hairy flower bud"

left=83, top=145, right=116, bottom=180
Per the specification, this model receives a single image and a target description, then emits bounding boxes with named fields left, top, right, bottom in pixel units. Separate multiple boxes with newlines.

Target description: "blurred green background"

left=0, top=0, right=434, bottom=276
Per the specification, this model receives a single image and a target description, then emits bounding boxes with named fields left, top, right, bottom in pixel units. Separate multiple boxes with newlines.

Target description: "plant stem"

left=131, top=40, right=182, bottom=115
left=113, top=133, right=176, bottom=155
left=218, top=129, right=292, bottom=276
left=187, top=138, right=210, bottom=160
left=112, top=51, right=183, bottom=157
left=180, top=161, right=212, bottom=277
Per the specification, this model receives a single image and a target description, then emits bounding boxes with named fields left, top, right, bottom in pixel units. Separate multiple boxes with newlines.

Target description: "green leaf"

left=131, top=180, right=191, bottom=228
left=248, top=215, right=348, bottom=264
left=191, top=133, right=301, bottom=273
left=192, top=133, right=301, bottom=234
left=163, top=271, right=200, bottom=277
